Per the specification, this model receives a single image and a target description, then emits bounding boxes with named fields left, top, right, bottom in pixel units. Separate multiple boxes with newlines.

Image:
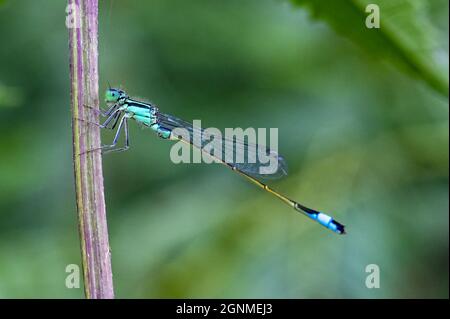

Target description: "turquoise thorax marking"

left=123, top=102, right=170, bottom=139
left=124, top=104, right=157, bottom=127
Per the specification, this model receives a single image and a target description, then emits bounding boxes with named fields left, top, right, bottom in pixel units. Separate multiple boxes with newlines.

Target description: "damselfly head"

left=105, top=88, right=128, bottom=104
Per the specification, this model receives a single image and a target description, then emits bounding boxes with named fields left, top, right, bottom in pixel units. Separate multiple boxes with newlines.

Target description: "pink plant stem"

left=68, top=0, right=114, bottom=299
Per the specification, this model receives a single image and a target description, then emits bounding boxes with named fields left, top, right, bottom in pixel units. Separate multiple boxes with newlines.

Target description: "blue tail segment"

left=310, top=212, right=346, bottom=234
left=294, top=203, right=346, bottom=234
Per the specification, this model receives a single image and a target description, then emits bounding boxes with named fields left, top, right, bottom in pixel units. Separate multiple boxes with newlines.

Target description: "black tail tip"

left=334, top=221, right=346, bottom=235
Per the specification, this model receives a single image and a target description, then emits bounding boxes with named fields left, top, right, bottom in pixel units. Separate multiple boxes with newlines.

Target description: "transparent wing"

left=156, top=112, right=288, bottom=179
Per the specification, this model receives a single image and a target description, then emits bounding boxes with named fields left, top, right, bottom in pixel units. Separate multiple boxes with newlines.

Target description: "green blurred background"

left=0, top=0, right=448, bottom=298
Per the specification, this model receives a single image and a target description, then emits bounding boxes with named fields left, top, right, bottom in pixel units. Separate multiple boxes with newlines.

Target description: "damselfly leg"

left=84, top=102, right=119, bottom=118
left=77, top=110, right=130, bottom=155
left=101, top=115, right=130, bottom=154
left=75, top=107, right=120, bottom=130
left=100, top=108, right=122, bottom=129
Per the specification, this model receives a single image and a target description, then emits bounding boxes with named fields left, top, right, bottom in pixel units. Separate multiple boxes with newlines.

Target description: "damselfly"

left=90, top=88, right=346, bottom=234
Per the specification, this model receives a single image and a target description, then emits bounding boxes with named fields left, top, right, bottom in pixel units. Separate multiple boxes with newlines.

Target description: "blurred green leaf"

left=0, top=84, right=23, bottom=107
left=290, top=0, right=449, bottom=97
